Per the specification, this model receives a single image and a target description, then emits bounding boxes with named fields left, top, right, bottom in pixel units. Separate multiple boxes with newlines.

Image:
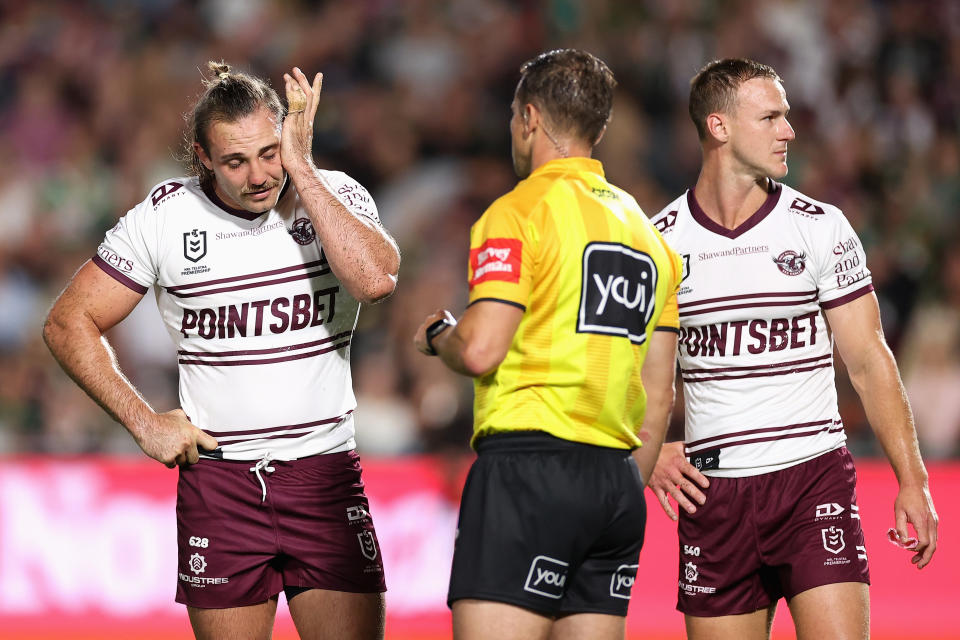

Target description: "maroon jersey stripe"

left=169, top=267, right=331, bottom=298
left=685, top=425, right=844, bottom=454
left=178, top=331, right=352, bottom=357
left=178, top=339, right=350, bottom=366
left=679, top=290, right=818, bottom=309
left=682, top=361, right=832, bottom=382
left=679, top=294, right=819, bottom=317
left=217, top=430, right=337, bottom=444
left=166, top=258, right=327, bottom=292
left=680, top=354, right=832, bottom=374
left=820, top=284, right=874, bottom=309
left=92, top=256, right=150, bottom=294
left=210, top=411, right=354, bottom=438
left=685, top=418, right=840, bottom=449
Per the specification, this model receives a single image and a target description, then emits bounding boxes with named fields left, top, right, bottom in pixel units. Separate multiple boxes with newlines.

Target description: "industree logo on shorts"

left=179, top=552, right=230, bottom=587
left=523, top=555, right=568, bottom=599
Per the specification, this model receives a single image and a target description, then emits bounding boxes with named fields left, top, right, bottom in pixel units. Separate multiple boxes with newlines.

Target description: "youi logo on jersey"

left=577, top=242, right=658, bottom=344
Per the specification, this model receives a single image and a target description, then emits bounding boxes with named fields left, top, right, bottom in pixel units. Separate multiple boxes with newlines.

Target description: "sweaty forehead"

left=207, top=107, right=280, bottom=156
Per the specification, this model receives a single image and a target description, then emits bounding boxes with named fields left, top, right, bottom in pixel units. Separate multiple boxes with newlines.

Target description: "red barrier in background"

left=0, top=456, right=955, bottom=640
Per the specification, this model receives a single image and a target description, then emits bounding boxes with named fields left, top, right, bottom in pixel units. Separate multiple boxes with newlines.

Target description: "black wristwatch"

left=425, top=314, right=456, bottom=356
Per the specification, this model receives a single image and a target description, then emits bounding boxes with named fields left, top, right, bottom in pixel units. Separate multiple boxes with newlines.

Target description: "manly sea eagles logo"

left=290, top=217, right=317, bottom=245
left=183, top=229, right=207, bottom=263
left=773, top=250, right=806, bottom=276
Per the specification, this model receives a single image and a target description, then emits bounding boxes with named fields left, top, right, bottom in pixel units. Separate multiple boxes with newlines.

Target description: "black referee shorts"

left=448, top=431, right=647, bottom=617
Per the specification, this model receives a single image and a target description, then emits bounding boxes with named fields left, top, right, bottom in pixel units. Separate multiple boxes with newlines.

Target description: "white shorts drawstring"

left=249, top=454, right=275, bottom=502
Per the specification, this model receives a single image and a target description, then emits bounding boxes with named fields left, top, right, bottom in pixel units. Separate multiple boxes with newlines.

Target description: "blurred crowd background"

left=1, top=0, right=958, bottom=461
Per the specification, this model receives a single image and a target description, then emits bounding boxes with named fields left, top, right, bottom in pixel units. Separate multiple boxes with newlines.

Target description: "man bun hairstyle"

left=515, top=48, right=616, bottom=147
left=183, top=61, right=284, bottom=186
left=688, top=58, right=781, bottom=140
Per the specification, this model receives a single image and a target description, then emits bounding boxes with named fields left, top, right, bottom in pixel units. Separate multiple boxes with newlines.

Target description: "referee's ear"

left=593, top=124, right=608, bottom=147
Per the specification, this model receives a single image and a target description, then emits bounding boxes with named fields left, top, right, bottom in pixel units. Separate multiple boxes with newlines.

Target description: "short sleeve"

left=817, top=211, right=873, bottom=309
left=318, top=170, right=380, bottom=224
left=93, top=197, right=159, bottom=294
left=655, top=235, right=682, bottom=331
left=467, top=202, right=535, bottom=309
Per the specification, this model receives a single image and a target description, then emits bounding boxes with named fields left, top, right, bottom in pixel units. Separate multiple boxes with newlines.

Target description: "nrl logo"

left=357, top=531, right=378, bottom=561
left=773, top=250, right=806, bottom=276
left=821, top=526, right=846, bottom=554
left=183, top=229, right=207, bottom=263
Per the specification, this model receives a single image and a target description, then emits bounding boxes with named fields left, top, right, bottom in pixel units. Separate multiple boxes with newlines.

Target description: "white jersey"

left=651, top=182, right=873, bottom=477
left=95, top=173, right=381, bottom=461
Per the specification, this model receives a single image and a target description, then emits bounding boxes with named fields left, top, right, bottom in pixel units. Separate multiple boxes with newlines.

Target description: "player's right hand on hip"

left=136, top=408, right=219, bottom=468
left=647, top=441, right=710, bottom=521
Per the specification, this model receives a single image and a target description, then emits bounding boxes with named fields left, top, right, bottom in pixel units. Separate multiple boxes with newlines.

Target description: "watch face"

left=426, top=318, right=450, bottom=338
left=425, top=317, right=454, bottom=355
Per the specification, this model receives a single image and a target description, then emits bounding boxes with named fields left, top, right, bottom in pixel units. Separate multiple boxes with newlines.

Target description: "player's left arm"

left=825, top=292, right=939, bottom=568
left=280, top=67, right=400, bottom=304
left=414, top=301, right=524, bottom=377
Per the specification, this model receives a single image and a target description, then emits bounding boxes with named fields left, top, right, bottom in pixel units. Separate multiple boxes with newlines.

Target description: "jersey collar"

left=687, top=180, right=782, bottom=239
left=531, top=157, right=605, bottom=179
left=202, top=175, right=292, bottom=221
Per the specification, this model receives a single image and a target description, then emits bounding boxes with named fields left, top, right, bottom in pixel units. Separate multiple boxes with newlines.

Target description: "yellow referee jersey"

left=468, top=157, right=682, bottom=450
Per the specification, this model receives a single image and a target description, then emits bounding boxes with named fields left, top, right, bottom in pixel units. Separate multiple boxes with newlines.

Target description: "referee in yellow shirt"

left=415, top=49, right=682, bottom=640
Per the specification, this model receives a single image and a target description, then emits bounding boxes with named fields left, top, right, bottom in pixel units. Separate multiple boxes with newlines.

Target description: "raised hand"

left=281, top=66, right=323, bottom=173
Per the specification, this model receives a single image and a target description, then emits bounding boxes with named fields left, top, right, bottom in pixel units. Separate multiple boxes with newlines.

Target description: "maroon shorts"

left=677, top=447, right=869, bottom=617
left=175, top=450, right=386, bottom=608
